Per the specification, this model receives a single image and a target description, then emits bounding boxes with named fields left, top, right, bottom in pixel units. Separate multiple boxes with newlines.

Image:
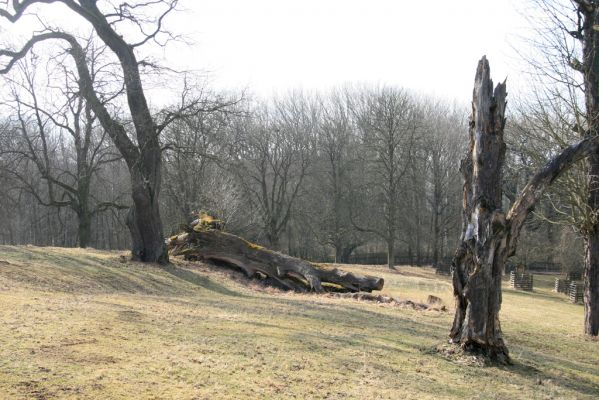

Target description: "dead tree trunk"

left=450, top=57, right=509, bottom=361
left=451, top=56, right=599, bottom=360
left=168, top=228, right=384, bottom=293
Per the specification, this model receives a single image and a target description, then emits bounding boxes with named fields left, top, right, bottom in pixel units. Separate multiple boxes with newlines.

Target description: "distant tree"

left=350, top=87, right=421, bottom=270
left=0, top=47, right=126, bottom=248
left=229, top=96, right=315, bottom=250
left=310, top=90, right=364, bottom=262
left=423, top=102, right=464, bottom=267
left=161, top=89, right=236, bottom=227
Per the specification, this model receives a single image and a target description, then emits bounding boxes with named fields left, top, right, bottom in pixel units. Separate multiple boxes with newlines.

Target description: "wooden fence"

left=569, top=281, right=584, bottom=304
left=510, top=271, right=533, bottom=291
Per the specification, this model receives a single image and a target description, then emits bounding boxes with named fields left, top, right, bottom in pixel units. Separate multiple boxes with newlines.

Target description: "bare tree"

left=424, top=102, right=464, bottom=267
left=161, top=90, right=235, bottom=227
left=229, top=96, right=315, bottom=250
left=515, top=0, right=599, bottom=335
left=0, top=46, right=126, bottom=247
left=0, top=0, right=195, bottom=262
left=350, top=87, right=420, bottom=270
left=310, top=90, right=364, bottom=262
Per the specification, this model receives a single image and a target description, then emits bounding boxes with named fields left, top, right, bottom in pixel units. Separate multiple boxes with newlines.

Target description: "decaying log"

left=167, top=227, right=384, bottom=293
left=327, top=292, right=446, bottom=311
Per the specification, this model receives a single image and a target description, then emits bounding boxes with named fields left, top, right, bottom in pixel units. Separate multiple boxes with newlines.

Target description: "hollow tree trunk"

left=450, top=57, right=509, bottom=361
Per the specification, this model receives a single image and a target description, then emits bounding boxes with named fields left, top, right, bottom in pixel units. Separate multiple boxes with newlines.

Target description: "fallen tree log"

left=167, top=227, right=384, bottom=293
left=327, top=292, right=446, bottom=311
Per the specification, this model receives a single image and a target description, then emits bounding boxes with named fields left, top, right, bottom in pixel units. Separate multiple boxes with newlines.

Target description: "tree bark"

left=578, top=0, right=599, bottom=336
left=387, top=238, right=395, bottom=270
left=168, top=229, right=384, bottom=293
left=78, top=211, right=92, bottom=249
left=584, top=230, right=599, bottom=335
left=450, top=57, right=509, bottom=362
left=451, top=56, right=599, bottom=359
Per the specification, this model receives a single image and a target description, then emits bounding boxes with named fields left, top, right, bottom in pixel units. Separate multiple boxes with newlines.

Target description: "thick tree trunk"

left=126, top=160, right=168, bottom=264
left=585, top=148, right=599, bottom=336
left=449, top=57, right=509, bottom=362
left=584, top=232, right=599, bottom=335
left=78, top=212, right=92, bottom=249
left=580, top=2, right=599, bottom=336
left=168, top=229, right=384, bottom=293
left=449, top=55, right=599, bottom=357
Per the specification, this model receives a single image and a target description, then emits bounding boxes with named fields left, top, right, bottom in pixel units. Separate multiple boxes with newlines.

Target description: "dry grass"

left=0, top=245, right=597, bottom=399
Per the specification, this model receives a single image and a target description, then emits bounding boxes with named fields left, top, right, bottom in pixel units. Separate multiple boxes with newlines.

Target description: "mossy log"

left=167, top=228, right=384, bottom=293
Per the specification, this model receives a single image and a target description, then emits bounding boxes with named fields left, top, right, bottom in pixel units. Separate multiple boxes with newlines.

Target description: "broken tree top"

left=167, top=222, right=384, bottom=293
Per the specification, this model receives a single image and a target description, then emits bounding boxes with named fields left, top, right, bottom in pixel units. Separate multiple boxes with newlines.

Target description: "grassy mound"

left=0, top=245, right=597, bottom=399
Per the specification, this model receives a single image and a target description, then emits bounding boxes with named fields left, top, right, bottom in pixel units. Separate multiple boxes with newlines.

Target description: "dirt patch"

left=118, top=310, right=145, bottom=321
left=17, top=380, right=51, bottom=400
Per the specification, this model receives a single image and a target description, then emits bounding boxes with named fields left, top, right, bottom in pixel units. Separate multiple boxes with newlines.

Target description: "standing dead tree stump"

left=450, top=57, right=510, bottom=361
left=450, top=56, right=599, bottom=362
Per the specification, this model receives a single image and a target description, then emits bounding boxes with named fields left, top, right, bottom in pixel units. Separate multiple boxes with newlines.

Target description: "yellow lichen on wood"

left=193, top=212, right=224, bottom=232
left=244, top=240, right=264, bottom=251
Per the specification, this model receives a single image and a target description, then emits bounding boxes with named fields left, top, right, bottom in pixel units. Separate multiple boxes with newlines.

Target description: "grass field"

left=0, top=245, right=597, bottom=399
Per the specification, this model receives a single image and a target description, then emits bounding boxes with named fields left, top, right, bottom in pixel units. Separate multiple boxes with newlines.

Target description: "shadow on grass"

left=504, top=288, right=575, bottom=305
left=506, top=350, right=599, bottom=397
left=162, top=264, right=246, bottom=298
left=218, top=293, right=597, bottom=398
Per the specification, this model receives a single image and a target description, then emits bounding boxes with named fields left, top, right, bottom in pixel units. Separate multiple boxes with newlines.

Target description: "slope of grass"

left=0, top=245, right=597, bottom=399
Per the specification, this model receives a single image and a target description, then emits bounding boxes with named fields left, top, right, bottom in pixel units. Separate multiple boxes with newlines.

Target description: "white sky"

left=1, top=0, right=534, bottom=104
left=164, top=0, right=531, bottom=103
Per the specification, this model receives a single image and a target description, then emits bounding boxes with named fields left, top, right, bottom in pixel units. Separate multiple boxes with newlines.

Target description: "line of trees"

left=0, top=1, right=574, bottom=272
left=0, top=35, right=469, bottom=267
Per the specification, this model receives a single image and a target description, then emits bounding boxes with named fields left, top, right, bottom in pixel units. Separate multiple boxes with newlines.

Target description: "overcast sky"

left=1, top=0, right=534, bottom=104
left=163, top=0, right=531, bottom=102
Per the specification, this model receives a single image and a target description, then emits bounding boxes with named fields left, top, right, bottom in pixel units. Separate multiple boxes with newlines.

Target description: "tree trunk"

left=334, top=245, right=343, bottom=264
left=168, top=229, right=384, bottom=293
left=78, top=211, right=92, bottom=248
left=585, top=151, right=599, bottom=336
left=387, top=238, right=395, bottom=270
left=449, top=57, right=510, bottom=362
left=127, top=163, right=168, bottom=264
left=580, top=2, right=599, bottom=337
left=584, top=231, right=599, bottom=335
left=432, top=211, right=440, bottom=268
